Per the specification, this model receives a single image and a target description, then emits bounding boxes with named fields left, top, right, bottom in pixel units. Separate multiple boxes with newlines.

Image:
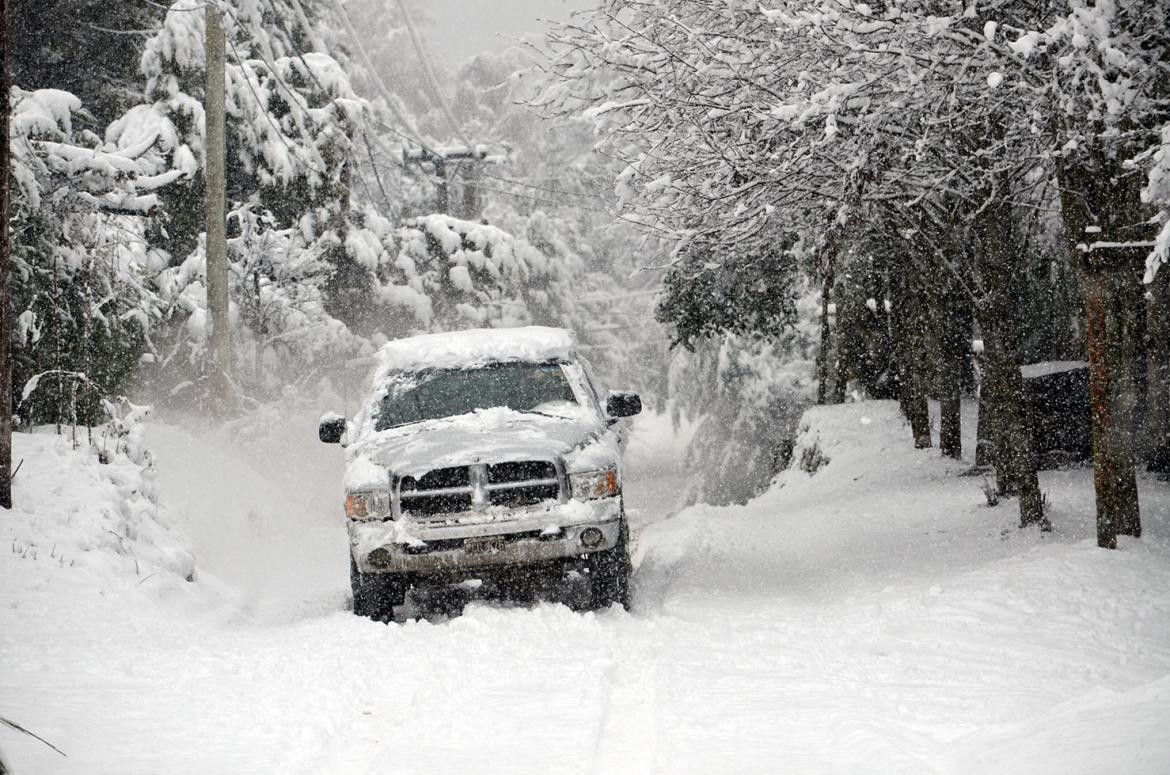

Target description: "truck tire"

left=350, top=556, right=407, bottom=622
left=587, top=522, right=631, bottom=610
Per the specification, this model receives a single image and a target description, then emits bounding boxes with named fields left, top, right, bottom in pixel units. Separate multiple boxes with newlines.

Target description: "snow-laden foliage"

left=540, top=0, right=1170, bottom=519
left=12, top=0, right=165, bottom=125
left=657, top=241, right=802, bottom=351
left=142, top=202, right=585, bottom=405
left=541, top=0, right=1169, bottom=288
left=539, top=1, right=841, bottom=260
left=374, top=213, right=580, bottom=337
left=140, top=0, right=370, bottom=255
left=147, top=204, right=366, bottom=404
left=127, top=0, right=382, bottom=404
left=1002, top=0, right=1170, bottom=280
left=1142, top=125, right=1170, bottom=281
left=669, top=290, right=819, bottom=506
left=448, top=44, right=674, bottom=400
left=9, top=88, right=179, bottom=425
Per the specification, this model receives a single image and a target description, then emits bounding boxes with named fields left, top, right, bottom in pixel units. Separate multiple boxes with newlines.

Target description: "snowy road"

left=3, top=404, right=1170, bottom=774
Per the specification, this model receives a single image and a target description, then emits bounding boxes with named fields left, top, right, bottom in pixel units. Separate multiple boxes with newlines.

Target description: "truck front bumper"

left=349, top=497, right=623, bottom=575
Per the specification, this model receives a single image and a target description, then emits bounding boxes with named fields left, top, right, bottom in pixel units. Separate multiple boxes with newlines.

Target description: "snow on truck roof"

left=373, top=327, right=576, bottom=375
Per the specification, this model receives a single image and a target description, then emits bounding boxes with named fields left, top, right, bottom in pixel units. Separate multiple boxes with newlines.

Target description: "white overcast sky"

left=420, top=0, right=596, bottom=66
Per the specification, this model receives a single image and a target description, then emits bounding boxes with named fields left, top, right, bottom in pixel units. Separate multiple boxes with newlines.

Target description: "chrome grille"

left=398, top=461, right=562, bottom=518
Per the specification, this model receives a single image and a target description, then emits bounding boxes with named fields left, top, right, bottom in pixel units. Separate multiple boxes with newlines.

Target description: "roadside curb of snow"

left=2, top=429, right=198, bottom=597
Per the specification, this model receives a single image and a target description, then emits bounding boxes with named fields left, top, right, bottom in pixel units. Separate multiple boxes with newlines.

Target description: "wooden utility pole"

left=1, top=0, right=13, bottom=508
left=204, top=4, right=230, bottom=395
left=403, top=146, right=499, bottom=219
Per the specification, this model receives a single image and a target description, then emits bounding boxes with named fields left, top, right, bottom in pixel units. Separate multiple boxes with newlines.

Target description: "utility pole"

left=204, top=3, right=230, bottom=398
left=432, top=154, right=448, bottom=215
left=403, top=145, right=501, bottom=219
left=1, top=0, right=13, bottom=508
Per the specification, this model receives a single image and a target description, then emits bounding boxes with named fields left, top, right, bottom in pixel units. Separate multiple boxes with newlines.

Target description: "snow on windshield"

left=374, top=362, right=577, bottom=430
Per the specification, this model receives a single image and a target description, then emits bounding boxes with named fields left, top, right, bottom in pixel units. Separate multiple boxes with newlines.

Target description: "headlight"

left=570, top=468, right=619, bottom=500
left=345, top=490, right=390, bottom=519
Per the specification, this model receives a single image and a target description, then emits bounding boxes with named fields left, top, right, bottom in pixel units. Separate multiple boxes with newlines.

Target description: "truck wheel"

left=587, top=523, right=631, bottom=610
left=350, top=556, right=407, bottom=622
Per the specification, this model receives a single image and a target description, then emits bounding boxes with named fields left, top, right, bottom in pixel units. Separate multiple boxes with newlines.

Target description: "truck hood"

left=346, top=407, right=606, bottom=482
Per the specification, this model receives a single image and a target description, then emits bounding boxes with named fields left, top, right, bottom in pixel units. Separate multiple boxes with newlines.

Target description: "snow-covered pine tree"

left=367, top=212, right=579, bottom=338
left=12, top=0, right=165, bottom=125
left=9, top=88, right=177, bottom=426
left=136, top=0, right=381, bottom=402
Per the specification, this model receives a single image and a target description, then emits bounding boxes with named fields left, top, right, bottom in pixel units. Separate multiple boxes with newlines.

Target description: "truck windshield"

left=375, top=362, right=578, bottom=430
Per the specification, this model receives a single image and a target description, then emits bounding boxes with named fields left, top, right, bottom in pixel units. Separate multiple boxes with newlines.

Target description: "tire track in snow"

left=586, top=616, right=662, bottom=775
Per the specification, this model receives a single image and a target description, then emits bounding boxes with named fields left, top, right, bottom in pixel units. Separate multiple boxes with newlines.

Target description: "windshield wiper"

left=519, top=408, right=575, bottom=420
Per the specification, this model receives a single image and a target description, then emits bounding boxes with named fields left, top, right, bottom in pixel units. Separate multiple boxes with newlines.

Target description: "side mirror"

left=606, top=391, right=642, bottom=420
left=319, top=413, right=347, bottom=444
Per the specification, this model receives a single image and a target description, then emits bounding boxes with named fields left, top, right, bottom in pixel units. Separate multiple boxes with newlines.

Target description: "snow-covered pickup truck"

left=319, top=327, right=641, bottom=620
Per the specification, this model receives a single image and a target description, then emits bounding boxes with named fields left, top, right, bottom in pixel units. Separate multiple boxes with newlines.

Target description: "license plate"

left=463, top=536, right=505, bottom=555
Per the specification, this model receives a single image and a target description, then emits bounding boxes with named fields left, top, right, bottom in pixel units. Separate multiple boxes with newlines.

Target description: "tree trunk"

left=972, top=187, right=1047, bottom=528
left=832, top=279, right=849, bottom=403
left=0, top=0, right=12, bottom=508
left=974, top=335, right=999, bottom=468
left=817, top=269, right=833, bottom=405
left=891, top=256, right=931, bottom=448
left=1057, top=152, right=1144, bottom=548
left=204, top=6, right=231, bottom=398
left=868, top=262, right=897, bottom=400
left=938, top=281, right=965, bottom=459
left=1081, top=274, right=1142, bottom=547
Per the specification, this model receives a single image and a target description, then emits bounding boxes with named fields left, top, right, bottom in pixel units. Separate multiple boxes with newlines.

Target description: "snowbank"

left=1, top=431, right=195, bottom=590
left=145, top=420, right=347, bottom=616
left=637, top=400, right=1170, bottom=773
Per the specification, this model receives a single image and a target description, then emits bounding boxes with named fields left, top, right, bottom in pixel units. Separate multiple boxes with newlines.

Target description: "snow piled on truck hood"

left=345, top=406, right=615, bottom=487
left=371, top=326, right=575, bottom=377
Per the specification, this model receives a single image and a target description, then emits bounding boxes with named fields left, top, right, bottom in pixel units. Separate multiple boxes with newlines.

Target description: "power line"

left=217, top=3, right=666, bottom=241
left=142, top=0, right=210, bottom=11
left=480, top=170, right=616, bottom=205
left=329, top=0, right=427, bottom=149
left=394, top=0, right=473, bottom=149
left=577, top=289, right=661, bottom=303
left=224, top=35, right=326, bottom=176
left=285, top=0, right=324, bottom=53
left=476, top=183, right=612, bottom=214
left=221, top=5, right=422, bottom=202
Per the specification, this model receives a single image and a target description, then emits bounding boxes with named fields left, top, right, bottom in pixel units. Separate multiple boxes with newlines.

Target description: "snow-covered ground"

left=2, top=403, right=1169, bottom=774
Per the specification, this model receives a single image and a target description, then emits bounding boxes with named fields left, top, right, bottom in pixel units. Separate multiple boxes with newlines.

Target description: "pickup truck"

left=319, top=326, right=641, bottom=620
